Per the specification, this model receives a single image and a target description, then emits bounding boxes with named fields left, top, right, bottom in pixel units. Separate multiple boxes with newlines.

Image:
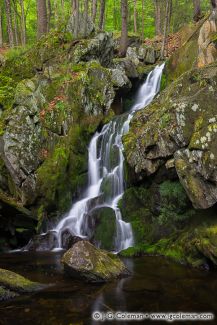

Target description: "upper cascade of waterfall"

left=50, top=63, right=165, bottom=252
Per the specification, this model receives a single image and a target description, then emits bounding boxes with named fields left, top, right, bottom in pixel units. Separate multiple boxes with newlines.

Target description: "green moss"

left=0, top=268, right=43, bottom=293
left=160, top=73, right=167, bottom=91
left=160, top=113, right=171, bottom=128
left=93, top=207, right=116, bottom=251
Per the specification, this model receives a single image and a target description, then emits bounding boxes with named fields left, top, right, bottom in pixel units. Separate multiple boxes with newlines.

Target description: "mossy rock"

left=0, top=268, right=46, bottom=294
left=62, top=240, right=129, bottom=283
left=90, top=207, right=117, bottom=251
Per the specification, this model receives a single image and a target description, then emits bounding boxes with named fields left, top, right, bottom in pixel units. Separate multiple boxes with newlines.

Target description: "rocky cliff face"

left=124, top=64, right=217, bottom=210
left=122, top=16, right=217, bottom=269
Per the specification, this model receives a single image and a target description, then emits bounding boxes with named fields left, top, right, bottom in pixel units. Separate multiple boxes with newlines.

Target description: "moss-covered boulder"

left=0, top=268, right=46, bottom=301
left=124, top=63, right=217, bottom=209
left=88, top=207, right=117, bottom=251
left=62, top=240, right=129, bottom=283
left=118, top=182, right=217, bottom=269
left=72, top=32, right=114, bottom=67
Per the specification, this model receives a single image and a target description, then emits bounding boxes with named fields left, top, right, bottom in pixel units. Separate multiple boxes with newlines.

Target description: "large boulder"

left=73, top=32, right=114, bottom=67
left=0, top=79, right=46, bottom=205
left=67, top=13, right=95, bottom=39
left=124, top=63, right=217, bottom=209
left=62, top=241, right=129, bottom=283
left=0, top=268, right=46, bottom=301
left=126, top=46, right=160, bottom=65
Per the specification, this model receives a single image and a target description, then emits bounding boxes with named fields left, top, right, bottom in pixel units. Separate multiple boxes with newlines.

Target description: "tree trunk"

left=37, top=0, right=48, bottom=39
left=5, top=0, right=14, bottom=47
left=141, top=0, right=145, bottom=42
left=47, top=0, right=52, bottom=31
left=53, top=0, right=58, bottom=21
left=20, top=0, right=26, bottom=46
left=119, top=0, right=128, bottom=57
left=161, top=0, right=170, bottom=58
left=0, top=6, right=3, bottom=48
left=84, top=0, right=89, bottom=36
left=211, top=0, right=217, bottom=8
left=13, top=4, right=18, bottom=46
left=154, top=0, right=162, bottom=35
left=98, top=0, right=105, bottom=30
left=193, top=0, right=201, bottom=22
left=73, top=0, right=79, bottom=38
left=92, top=0, right=97, bottom=23
left=133, top=0, right=137, bottom=33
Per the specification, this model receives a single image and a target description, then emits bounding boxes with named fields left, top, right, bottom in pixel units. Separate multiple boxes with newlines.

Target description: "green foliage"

left=0, top=0, right=212, bottom=49
left=0, top=75, right=15, bottom=110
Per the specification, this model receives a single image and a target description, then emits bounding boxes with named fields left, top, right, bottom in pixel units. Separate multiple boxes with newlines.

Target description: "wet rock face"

left=23, top=231, right=58, bottom=251
left=124, top=64, right=217, bottom=209
left=62, top=241, right=129, bottom=283
left=84, top=207, right=117, bottom=251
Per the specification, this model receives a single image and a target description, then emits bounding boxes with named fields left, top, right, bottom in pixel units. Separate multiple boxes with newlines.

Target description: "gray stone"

left=67, top=13, right=95, bottom=38
left=62, top=240, right=129, bottom=283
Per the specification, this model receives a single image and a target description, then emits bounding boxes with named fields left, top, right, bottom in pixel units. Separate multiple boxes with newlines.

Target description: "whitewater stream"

left=52, top=63, right=165, bottom=252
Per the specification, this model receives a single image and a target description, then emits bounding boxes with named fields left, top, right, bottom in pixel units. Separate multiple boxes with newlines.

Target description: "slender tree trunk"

left=133, top=0, right=137, bottom=33
left=0, top=6, right=3, bottom=48
left=119, top=0, right=128, bottom=57
left=92, top=0, right=97, bottom=23
left=61, top=0, right=65, bottom=21
left=37, top=0, right=48, bottom=38
left=161, top=0, right=171, bottom=58
left=47, top=0, right=52, bottom=31
left=154, top=0, right=162, bottom=35
left=73, top=0, right=79, bottom=38
left=84, top=0, right=89, bottom=36
left=13, top=4, right=18, bottom=46
left=193, top=0, right=201, bottom=22
left=211, top=0, right=217, bottom=8
left=98, top=0, right=105, bottom=30
left=54, top=0, right=58, bottom=21
left=141, top=0, right=145, bottom=42
left=19, top=0, right=26, bottom=46
left=5, top=0, right=14, bottom=47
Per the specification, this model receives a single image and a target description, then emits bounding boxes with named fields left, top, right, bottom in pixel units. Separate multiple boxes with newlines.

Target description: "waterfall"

left=53, top=63, right=165, bottom=252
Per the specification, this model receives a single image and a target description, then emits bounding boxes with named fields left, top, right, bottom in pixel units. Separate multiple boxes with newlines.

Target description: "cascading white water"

left=53, top=63, right=165, bottom=252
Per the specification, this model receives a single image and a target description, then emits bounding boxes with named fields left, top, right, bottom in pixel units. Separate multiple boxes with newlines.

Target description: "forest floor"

left=144, top=32, right=181, bottom=57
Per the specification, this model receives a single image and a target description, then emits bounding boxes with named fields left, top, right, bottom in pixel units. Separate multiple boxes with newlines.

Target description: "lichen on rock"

left=62, top=240, right=129, bottom=283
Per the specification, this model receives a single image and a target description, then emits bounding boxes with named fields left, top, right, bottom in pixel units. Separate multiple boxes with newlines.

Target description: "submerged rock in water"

left=62, top=241, right=129, bottom=283
left=0, top=286, right=18, bottom=301
left=0, top=268, right=46, bottom=301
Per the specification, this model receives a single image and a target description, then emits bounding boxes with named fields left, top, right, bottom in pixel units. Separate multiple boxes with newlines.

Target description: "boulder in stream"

left=62, top=241, right=129, bottom=283
left=0, top=268, right=46, bottom=301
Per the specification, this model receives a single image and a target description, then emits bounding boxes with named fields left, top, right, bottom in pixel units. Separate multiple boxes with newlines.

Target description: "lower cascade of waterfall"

left=50, top=64, right=164, bottom=252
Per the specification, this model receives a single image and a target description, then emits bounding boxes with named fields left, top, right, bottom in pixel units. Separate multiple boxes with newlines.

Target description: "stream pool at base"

left=0, top=252, right=217, bottom=324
